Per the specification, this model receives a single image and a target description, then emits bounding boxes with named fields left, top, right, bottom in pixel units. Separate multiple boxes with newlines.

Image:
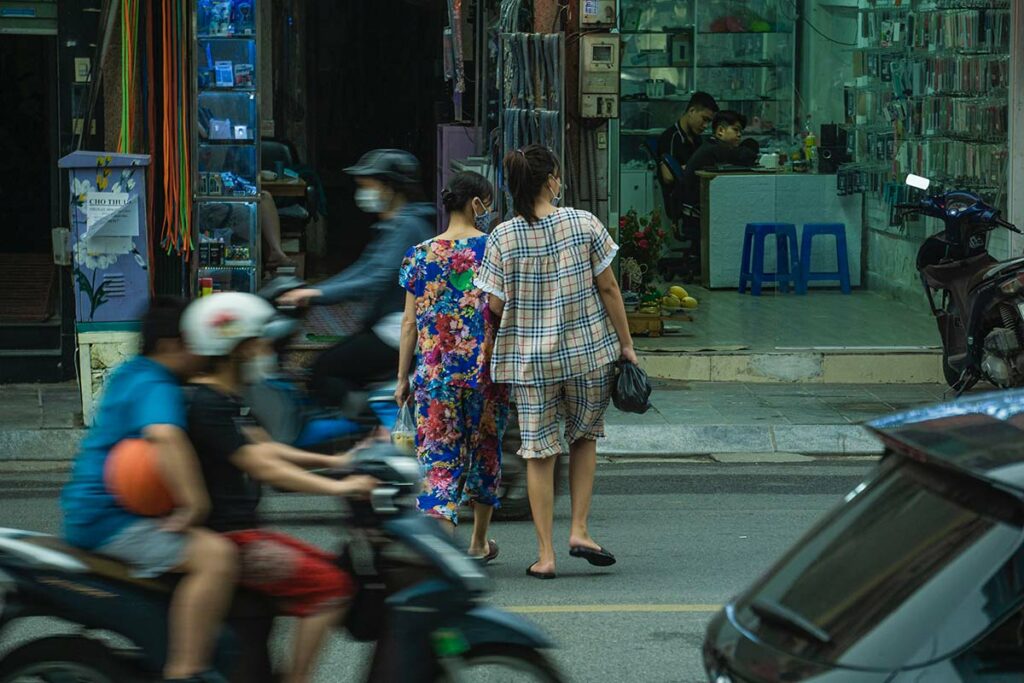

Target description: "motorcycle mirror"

left=906, top=174, right=931, bottom=191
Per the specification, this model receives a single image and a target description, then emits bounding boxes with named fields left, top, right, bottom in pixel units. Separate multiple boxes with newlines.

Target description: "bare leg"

left=437, top=517, right=456, bottom=536
left=259, top=190, right=292, bottom=266
left=527, top=455, right=558, bottom=574
left=467, top=502, right=494, bottom=557
left=286, top=606, right=345, bottom=683
left=568, top=438, right=603, bottom=551
left=163, top=530, right=238, bottom=679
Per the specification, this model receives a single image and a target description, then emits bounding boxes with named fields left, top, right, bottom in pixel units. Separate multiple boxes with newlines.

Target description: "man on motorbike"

left=61, top=297, right=236, bottom=683
left=277, top=149, right=435, bottom=411
left=180, top=292, right=379, bottom=683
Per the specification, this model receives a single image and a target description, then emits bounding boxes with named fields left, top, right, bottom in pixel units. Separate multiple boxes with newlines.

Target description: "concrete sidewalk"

left=0, top=380, right=953, bottom=461
left=602, top=380, right=950, bottom=457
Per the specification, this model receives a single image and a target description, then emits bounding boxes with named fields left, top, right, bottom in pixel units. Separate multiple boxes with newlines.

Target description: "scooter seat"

left=0, top=529, right=175, bottom=593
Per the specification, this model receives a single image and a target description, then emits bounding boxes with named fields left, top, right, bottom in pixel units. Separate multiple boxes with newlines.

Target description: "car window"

left=951, top=608, right=1024, bottom=679
left=734, top=457, right=1024, bottom=671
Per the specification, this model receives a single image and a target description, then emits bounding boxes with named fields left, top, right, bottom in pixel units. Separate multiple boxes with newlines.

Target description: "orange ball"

left=104, top=438, right=175, bottom=517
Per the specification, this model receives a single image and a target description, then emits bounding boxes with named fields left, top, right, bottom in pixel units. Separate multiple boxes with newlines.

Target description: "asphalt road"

left=0, top=460, right=874, bottom=682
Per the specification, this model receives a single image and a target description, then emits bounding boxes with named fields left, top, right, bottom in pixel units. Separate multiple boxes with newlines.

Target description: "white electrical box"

left=580, top=34, right=619, bottom=119
left=580, top=0, right=616, bottom=27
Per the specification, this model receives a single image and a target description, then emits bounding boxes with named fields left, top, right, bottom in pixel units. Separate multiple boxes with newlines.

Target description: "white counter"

left=699, top=171, right=863, bottom=290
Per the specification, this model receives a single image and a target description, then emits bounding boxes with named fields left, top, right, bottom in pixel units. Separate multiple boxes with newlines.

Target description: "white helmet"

left=181, top=292, right=295, bottom=356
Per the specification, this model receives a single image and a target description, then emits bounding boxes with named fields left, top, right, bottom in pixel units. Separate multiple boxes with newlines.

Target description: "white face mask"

left=355, top=188, right=389, bottom=214
left=241, top=353, right=278, bottom=384
left=549, top=176, right=562, bottom=206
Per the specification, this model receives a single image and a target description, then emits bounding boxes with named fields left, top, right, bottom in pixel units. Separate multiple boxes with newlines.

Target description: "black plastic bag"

left=612, top=361, right=652, bottom=414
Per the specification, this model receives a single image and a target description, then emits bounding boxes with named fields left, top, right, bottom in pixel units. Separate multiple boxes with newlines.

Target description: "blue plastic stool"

left=739, top=223, right=800, bottom=296
left=800, top=223, right=851, bottom=295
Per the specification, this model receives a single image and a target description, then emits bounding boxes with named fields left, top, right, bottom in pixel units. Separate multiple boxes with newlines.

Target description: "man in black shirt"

left=656, top=91, right=719, bottom=221
left=681, top=110, right=760, bottom=209
left=181, top=292, right=378, bottom=683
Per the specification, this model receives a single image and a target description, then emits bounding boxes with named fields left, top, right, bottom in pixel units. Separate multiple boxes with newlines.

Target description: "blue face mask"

left=473, top=199, right=493, bottom=232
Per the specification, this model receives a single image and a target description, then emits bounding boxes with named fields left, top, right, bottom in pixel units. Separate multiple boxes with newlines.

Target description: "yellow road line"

left=504, top=604, right=721, bottom=614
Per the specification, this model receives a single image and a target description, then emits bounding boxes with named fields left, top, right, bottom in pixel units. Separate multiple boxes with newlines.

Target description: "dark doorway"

left=0, top=35, right=58, bottom=254
left=305, top=0, right=449, bottom=273
left=0, top=34, right=60, bottom=326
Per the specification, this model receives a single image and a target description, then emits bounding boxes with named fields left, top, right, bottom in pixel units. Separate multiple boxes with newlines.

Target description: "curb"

left=0, top=424, right=884, bottom=462
left=601, top=424, right=883, bottom=457
left=0, top=429, right=85, bottom=461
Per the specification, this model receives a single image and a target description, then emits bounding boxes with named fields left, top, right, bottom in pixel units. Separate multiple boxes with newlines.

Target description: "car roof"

left=867, top=389, right=1024, bottom=492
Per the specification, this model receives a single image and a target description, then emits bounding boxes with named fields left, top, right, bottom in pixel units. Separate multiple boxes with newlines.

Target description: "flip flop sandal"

left=472, top=539, right=500, bottom=564
left=569, top=545, right=617, bottom=567
left=526, top=562, right=556, bottom=580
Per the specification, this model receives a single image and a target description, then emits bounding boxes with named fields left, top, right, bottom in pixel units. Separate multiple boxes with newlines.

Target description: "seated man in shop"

left=679, top=110, right=760, bottom=276
left=681, top=110, right=759, bottom=209
left=656, top=91, right=719, bottom=222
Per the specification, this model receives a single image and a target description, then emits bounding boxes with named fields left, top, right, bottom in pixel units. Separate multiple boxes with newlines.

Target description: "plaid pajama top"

left=474, top=207, right=620, bottom=385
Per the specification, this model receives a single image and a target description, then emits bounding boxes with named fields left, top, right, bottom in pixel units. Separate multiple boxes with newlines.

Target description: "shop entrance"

left=0, top=33, right=65, bottom=380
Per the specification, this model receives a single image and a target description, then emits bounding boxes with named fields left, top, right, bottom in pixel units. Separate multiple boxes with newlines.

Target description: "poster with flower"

left=59, top=151, right=152, bottom=323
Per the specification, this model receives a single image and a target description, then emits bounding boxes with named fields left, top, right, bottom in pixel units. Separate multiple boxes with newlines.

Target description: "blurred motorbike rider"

left=278, top=149, right=435, bottom=411
left=181, top=292, right=378, bottom=683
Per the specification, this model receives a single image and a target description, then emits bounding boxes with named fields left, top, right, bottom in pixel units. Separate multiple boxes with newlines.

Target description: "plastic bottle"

left=804, top=131, right=817, bottom=164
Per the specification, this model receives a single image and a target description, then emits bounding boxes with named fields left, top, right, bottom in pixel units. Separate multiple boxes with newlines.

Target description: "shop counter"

left=698, top=171, right=863, bottom=289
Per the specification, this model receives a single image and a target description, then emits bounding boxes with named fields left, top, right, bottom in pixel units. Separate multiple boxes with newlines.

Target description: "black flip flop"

left=526, top=562, right=556, bottom=580
left=569, top=545, right=617, bottom=567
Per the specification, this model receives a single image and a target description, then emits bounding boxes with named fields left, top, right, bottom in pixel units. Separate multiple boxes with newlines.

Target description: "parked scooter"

left=0, top=444, right=563, bottom=682
left=255, top=276, right=532, bottom=521
left=900, top=174, right=1024, bottom=392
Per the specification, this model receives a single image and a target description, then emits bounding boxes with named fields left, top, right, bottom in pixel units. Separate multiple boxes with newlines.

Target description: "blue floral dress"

left=399, top=237, right=509, bottom=523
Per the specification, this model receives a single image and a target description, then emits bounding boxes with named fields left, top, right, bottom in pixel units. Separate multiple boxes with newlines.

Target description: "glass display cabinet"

left=192, top=0, right=261, bottom=295
left=610, top=0, right=795, bottom=279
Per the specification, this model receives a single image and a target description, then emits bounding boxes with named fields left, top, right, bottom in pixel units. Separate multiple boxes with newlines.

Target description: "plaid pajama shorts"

left=512, top=363, right=616, bottom=459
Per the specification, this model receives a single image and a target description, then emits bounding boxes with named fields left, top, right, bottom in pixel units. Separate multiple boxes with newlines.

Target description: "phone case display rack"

left=191, top=0, right=262, bottom=296
left=614, top=0, right=797, bottom=171
left=838, top=0, right=1009, bottom=210
left=496, top=32, right=566, bottom=220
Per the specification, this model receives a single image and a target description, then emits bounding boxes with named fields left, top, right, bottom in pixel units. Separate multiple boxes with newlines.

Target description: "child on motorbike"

left=396, top=171, right=509, bottom=561
left=180, top=292, right=378, bottom=683
left=61, top=297, right=237, bottom=683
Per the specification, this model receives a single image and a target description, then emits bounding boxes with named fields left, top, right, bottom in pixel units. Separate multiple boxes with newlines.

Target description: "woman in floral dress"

left=396, top=171, right=508, bottom=561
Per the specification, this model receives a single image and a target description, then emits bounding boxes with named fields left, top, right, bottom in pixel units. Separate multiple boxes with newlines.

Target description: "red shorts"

left=224, top=529, right=354, bottom=617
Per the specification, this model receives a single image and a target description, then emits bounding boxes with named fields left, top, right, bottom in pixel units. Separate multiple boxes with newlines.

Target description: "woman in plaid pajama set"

left=396, top=172, right=509, bottom=562
left=475, top=145, right=638, bottom=579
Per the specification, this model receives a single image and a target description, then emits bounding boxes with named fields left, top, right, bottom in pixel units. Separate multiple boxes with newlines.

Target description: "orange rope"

left=159, top=0, right=190, bottom=257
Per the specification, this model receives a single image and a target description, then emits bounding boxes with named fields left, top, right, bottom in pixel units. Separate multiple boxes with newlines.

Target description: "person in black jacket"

left=656, top=91, right=719, bottom=222
left=681, top=110, right=760, bottom=209
left=676, top=111, right=760, bottom=278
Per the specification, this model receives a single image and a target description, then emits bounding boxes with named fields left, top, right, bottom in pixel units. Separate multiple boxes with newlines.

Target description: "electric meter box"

left=581, top=0, right=616, bottom=27
left=580, top=34, right=620, bottom=118
left=59, top=151, right=152, bottom=323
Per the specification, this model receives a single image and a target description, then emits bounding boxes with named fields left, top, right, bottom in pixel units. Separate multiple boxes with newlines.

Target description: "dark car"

left=704, top=390, right=1024, bottom=682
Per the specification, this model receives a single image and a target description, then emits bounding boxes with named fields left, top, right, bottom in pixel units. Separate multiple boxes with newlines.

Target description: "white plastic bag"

left=391, top=401, right=417, bottom=454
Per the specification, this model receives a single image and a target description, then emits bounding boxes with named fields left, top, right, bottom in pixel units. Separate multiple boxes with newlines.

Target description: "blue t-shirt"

left=61, top=356, right=187, bottom=549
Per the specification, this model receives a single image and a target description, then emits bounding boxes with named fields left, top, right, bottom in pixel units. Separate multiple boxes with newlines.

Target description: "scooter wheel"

left=438, top=644, right=564, bottom=682
left=0, top=636, right=136, bottom=683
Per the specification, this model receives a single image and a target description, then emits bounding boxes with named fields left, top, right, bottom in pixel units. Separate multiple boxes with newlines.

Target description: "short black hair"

left=686, top=92, right=719, bottom=114
left=713, top=110, right=747, bottom=133
left=140, top=297, right=188, bottom=356
left=441, top=171, right=493, bottom=213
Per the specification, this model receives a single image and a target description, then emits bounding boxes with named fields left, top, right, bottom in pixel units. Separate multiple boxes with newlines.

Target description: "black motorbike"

left=255, top=276, right=532, bottom=522
left=0, top=445, right=562, bottom=682
left=899, top=177, right=1024, bottom=391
